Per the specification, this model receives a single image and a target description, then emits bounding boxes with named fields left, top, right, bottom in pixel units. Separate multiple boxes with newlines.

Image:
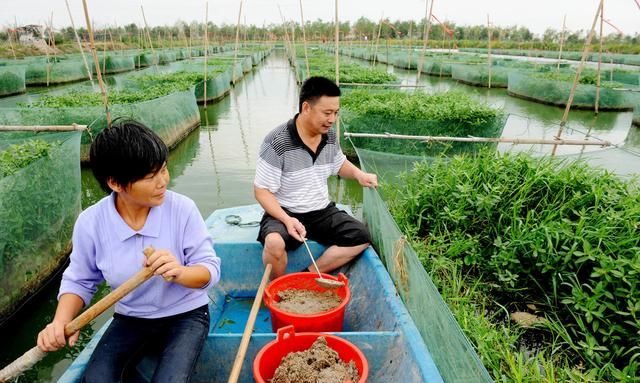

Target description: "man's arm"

left=338, top=160, right=378, bottom=188
left=254, top=186, right=306, bottom=241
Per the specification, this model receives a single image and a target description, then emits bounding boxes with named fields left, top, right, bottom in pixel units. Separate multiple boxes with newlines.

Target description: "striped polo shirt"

left=254, top=114, right=346, bottom=213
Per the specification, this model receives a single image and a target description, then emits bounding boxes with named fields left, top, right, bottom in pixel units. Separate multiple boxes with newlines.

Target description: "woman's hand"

left=37, top=319, right=79, bottom=352
left=146, top=249, right=185, bottom=282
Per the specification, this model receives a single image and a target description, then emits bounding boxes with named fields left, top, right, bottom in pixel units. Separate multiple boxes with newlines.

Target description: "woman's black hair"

left=90, top=118, right=168, bottom=193
left=298, top=76, right=341, bottom=112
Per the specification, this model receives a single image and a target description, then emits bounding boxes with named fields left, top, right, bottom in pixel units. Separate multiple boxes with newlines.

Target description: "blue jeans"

left=81, top=305, right=209, bottom=383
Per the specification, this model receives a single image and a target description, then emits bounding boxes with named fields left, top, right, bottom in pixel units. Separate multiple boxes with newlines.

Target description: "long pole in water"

left=551, top=0, right=603, bottom=155
left=65, top=0, right=92, bottom=80
left=203, top=1, right=209, bottom=108
left=82, top=0, right=111, bottom=127
left=299, top=0, right=310, bottom=79
left=232, top=0, right=244, bottom=85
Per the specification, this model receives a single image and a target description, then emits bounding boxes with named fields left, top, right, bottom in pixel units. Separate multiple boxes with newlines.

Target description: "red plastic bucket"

left=253, top=325, right=369, bottom=383
left=264, top=272, right=350, bottom=332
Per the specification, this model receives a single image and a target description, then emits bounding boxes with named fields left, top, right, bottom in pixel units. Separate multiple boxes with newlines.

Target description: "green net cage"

left=355, top=148, right=493, bottom=383
left=0, top=66, right=26, bottom=97
left=0, top=131, right=81, bottom=322
left=135, top=52, right=159, bottom=68
left=25, top=60, right=89, bottom=85
left=451, top=64, right=510, bottom=88
left=0, top=89, right=200, bottom=162
left=508, top=72, right=636, bottom=110
left=94, top=54, right=136, bottom=74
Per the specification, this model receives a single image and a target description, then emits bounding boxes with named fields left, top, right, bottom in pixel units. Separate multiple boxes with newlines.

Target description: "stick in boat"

left=227, top=263, right=272, bottom=383
left=0, top=247, right=158, bottom=383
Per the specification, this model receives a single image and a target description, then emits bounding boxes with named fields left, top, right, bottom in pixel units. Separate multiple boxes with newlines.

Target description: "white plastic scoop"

left=302, top=238, right=345, bottom=289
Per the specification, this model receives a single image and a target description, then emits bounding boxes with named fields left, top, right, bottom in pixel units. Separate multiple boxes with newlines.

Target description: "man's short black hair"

left=299, top=76, right=341, bottom=112
left=90, top=118, right=168, bottom=193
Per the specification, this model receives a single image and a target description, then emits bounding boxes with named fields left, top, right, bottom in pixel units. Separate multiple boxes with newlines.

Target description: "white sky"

left=2, top=0, right=639, bottom=36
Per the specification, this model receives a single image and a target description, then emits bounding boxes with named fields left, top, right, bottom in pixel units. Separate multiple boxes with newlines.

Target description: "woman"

left=37, top=119, right=221, bottom=382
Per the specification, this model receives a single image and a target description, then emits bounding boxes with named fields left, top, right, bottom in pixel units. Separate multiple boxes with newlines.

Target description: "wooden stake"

left=334, top=0, right=339, bottom=86
left=299, top=0, right=310, bottom=79
left=416, top=0, right=434, bottom=83
left=65, top=0, right=92, bottom=81
left=82, top=0, right=111, bottom=127
left=557, top=15, right=566, bottom=72
left=487, top=15, right=492, bottom=89
left=204, top=1, right=209, bottom=108
left=343, top=132, right=611, bottom=147
left=232, top=0, right=244, bottom=84
left=334, top=0, right=340, bottom=145
left=0, top=124, right=87, bottom=132
left=551, top=0, right=603, bottom=156
left=595, top=1, right=604, bottom=115
left=141, top=5, right=155, bottom=57
left=372, top=13, right=383, bottom=66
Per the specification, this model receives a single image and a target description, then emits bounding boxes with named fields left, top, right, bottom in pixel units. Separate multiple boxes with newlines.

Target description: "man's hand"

left=284, top=217, right=306, bottom=242
left=357, top=172, right=378, bottom=188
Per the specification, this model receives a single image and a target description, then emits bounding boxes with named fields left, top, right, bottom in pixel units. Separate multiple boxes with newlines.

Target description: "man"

left=254, top=76, right=378, bottom=279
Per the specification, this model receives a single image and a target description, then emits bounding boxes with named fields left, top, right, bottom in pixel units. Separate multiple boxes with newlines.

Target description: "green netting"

left=25, top=60, right=89, bottom=85
left=0, top=66, right=26, bottom=97
left=356, top=148, right=493, bottom=383
left=507, top=72, right=636, bottom=110
left=451, top=64, right=509, bottom=88
left=171, top=64, right=232, bottom=102
left=158, top=51, right=178, bottom=64
left=135, top=52, right=159, bottom=68
left=419, top=60, right=453, bottom=77
left=634, top=107, right=640, bottom=127
left=94, top=55, right=136, bottom=74
left=610, top=69, right=640, bottom=86
left=0, top=89, right=199, bottom=161
left=0, top=131, right=81, bottom=321
left=341, top=111, right=506, bottom=158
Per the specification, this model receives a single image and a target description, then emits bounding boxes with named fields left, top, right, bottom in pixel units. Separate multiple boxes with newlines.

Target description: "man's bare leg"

left=305, top=243, right=369, bottom=273
left=262, top=233, right=288, bottom=279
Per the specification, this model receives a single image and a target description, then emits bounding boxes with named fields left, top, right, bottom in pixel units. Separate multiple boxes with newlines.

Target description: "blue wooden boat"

left=59, top=204, right=443, bottom=382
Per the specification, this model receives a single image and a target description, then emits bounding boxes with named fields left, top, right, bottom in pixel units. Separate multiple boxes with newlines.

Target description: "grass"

left=385, top=150, right=640, bottom=382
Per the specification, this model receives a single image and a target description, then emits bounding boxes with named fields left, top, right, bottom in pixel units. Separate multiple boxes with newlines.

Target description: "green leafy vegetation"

left=532, top=70, right=628, bottom=89
left=386, top=150, right=640, bottom=381
left=0, top=139, right=55, bottom=178
left=342, top=90, right=500, bottom=126
left=21, top=70, right=223, bottom=109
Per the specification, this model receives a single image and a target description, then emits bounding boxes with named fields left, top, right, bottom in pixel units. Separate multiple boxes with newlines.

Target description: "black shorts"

left=257, top=202, right=371, bottom=251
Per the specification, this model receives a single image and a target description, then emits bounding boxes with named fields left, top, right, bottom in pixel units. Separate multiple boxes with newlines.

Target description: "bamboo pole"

left=141, top=5, right=155, bottom=58
left=407, top=22, right=413, bottom=69
left=82, top=0, right=111, bottom=127
left=595, top=1, right=604, bottom=115
left=65, top=0, right=92, bottom=81
left=416, top=0, right=434, bottom=84
left=44, top=16, right=52, bottom=87
left=372, top=14, right=383, bottom=66
left=551, top=0, right=603, bottom=156
left=102, top=26, right=107, bottom=74
left=487, top=15, right=492, bottom=89
left=203, top=1, right=209, bottom=108
left=557, top=15, right=566, bottom=72
left=7, top=25, right=17, bottom=60
left=0, top=124, right=87, bottom=132
left=338, top=82, right=430, bottom=88
left=232, top=0, right=244, bottom=84
left=334, top=0, right=340, bottom=145
left=334, top=0, right=339, bottom=86
left=299, top=0, right=310, bottom=79
left=343, top=132, right=611, bottom=147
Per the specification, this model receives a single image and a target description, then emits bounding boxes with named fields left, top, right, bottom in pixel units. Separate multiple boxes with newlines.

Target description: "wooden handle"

left=227, top=264, right=272, bottom=383
left=0, top=246, right=157, bottom=382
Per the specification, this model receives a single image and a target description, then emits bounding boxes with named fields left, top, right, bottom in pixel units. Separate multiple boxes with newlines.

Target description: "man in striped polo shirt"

left=254, top=76, right=378, bottom=279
